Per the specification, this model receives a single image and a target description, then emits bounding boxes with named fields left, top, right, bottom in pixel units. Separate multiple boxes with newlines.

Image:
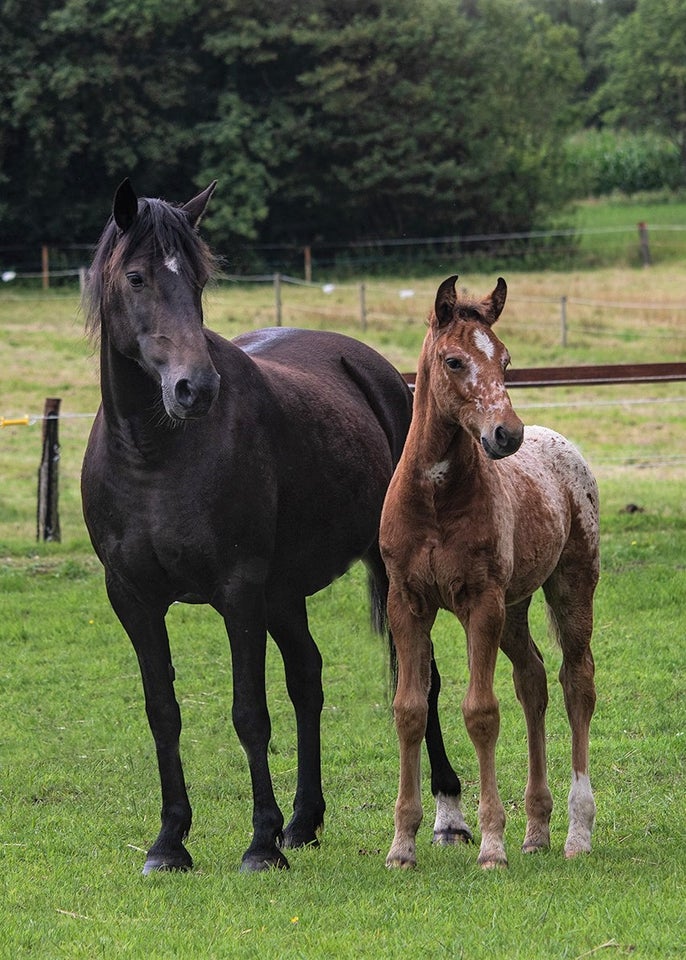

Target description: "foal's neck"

left=404, top=370, right=480, bottom=492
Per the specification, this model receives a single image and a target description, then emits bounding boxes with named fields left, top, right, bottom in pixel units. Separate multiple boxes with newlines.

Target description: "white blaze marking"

left=473, top=327, right=495, bottom=360
left=164, top=254, right=180, bottom=274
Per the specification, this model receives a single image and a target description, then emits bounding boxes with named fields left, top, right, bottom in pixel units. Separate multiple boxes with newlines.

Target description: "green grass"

left=574, top=195, right=686, bottom=266
left=1, top=258, right=684, bottom=957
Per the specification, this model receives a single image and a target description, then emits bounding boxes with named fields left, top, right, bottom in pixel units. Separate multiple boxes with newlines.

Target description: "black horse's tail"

left=366, top=551, right=399, bottom=697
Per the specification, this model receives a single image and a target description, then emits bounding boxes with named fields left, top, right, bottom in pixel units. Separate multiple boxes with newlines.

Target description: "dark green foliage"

left=595, top=0, right=686, bottom=167
left=1, top=0, right=582, bottom=252
left=3, top=0, right=685, bottom=263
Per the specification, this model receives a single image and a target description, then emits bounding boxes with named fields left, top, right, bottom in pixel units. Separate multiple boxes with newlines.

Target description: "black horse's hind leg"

left=426, top=652, right=473, bottom=845
left=268, top=597, right=326, bottom=849
left=105, top=577, right=193, bottom=874
left=221, top=591, right=288, bottom=872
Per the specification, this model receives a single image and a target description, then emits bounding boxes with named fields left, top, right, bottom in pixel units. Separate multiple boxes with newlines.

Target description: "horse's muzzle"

left=166, top=369, right=221, bottom=420
left=481, top=422, right=524, bottom=460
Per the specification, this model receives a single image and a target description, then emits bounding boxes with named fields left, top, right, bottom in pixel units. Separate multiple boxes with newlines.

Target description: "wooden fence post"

left=304, top=246, right=312, bottom=284
left=42, top=245, right=50, bottom=290
left=638, top=222, right=651, bottom=266
left=274, top=273, right=282, bottom=326
left=37, top=398, right=61, bottom=542
left=560, top=295, right=567, bottom=348
left=360, top=282, right=367, bottom=331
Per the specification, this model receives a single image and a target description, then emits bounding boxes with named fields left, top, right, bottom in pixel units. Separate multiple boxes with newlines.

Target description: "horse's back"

left=510, top=425, right=599, bottom=551
left=226, top=327, right=413, bottom=595
left=232, top=327, right=412, bottom=462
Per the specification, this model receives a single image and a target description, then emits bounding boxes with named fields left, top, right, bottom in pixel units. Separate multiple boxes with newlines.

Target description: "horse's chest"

left=400, top=513, right=511, bottom=616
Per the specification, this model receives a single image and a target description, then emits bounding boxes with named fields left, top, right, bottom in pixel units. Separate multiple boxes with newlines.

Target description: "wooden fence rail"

left=402, top=362, right=686, bottom=389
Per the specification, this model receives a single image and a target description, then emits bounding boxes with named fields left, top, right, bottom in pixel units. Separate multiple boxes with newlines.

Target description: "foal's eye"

left=445, top=357, right=463, bottom=371
left=126, top=272, right=144, bottom=289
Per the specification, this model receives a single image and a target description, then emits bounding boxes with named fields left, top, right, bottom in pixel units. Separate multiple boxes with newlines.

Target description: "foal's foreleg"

left=386, top=584, right=434, bottom=869
left=501, top=598, right=553, bottom=854
left=462, top=596, right=507, bottom=868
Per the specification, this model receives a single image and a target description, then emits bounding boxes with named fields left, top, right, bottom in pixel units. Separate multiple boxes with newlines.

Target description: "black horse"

left=81, top=180, right=469, bottom=873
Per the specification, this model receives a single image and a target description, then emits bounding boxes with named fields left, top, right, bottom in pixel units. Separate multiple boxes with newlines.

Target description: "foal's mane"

left=84, top=197, right=219, bottom=340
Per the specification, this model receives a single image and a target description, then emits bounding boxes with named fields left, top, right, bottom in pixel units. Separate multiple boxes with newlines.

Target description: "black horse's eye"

left=126, top=272, right=144, bottom=288
left=445, top=357, right=463, bottom=371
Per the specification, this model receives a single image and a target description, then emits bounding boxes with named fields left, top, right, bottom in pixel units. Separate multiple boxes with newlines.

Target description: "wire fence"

left=3, top=220, right=686, bottom=287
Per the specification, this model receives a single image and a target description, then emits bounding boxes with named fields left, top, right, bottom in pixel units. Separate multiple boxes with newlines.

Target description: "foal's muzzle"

left=481, top=422, right=524, bottom=460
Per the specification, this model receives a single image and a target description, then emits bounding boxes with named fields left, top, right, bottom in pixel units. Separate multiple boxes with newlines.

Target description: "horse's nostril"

left=494, top=424, right=523, bottom=453
left=175, top=379, right=195, bottom=408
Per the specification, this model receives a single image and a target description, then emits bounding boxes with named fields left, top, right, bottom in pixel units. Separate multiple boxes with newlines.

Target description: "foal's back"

left=497, top=425, right=600, bottom=605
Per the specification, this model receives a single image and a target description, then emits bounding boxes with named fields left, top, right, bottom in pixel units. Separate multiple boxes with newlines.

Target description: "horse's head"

left=427, top=275, right=524, bottom=460
left=87, top=179, right=221, bottom=421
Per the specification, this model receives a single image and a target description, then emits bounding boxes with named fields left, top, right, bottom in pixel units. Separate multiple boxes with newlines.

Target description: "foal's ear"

left=434, top=275, right=459, bottom=327
left=112, top=178, right=139, bottom=233
left=483, top=276, right=507, bottom=324
left=182, top=181, right=218, bottom=229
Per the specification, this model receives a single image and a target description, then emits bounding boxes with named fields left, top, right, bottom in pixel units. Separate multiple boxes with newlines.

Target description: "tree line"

left=1, top=0, right=684, bottom=261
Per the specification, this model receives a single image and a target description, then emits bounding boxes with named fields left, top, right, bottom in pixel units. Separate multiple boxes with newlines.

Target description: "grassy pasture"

left=0, top=264, right=684, bottom=958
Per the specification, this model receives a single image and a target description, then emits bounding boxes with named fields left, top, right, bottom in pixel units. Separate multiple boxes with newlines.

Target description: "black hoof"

left=281, top=821, right=321, bottom=850
left=240, top=848, right=290, bottom=872
left=142, top=849, right=193, bottom=875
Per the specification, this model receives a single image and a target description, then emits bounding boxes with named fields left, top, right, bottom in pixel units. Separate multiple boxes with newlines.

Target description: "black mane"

left=84, top=196, right=219, bottom=340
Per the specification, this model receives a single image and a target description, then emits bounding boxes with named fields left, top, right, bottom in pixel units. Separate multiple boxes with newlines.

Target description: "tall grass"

left=1, top=263, right=684, bottom=958
left=563, top=130, right=684, bottom=198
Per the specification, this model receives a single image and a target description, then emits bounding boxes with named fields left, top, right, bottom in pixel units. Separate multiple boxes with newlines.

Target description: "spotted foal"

left=381, top=276, right=599, bottom=869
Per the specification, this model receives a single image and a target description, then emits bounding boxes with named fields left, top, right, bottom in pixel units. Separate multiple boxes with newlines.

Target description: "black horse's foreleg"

left=426, top=652, right=473, bottom=845
left=268, top=598, right=326, bottom=849
left=222, top=595, right=288, bottom=872
left=106, top=577, right=193, bottom=874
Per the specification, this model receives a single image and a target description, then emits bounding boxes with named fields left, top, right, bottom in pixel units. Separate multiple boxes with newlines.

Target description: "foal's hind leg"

left=544, top=564, right=598, bottom=858
left=268, top=596, right=326, bottom=850
left=500, top=597, right=553, bottom=853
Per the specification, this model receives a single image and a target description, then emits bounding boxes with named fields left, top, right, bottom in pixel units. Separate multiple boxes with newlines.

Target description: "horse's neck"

left=98, top=333, right=169, bottom=456
left=402, top=372, right=479, bottom=491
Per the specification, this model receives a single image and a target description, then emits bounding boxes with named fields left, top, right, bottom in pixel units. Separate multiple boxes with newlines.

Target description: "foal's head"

left=424, top=275, right=524, bottom=460
left=86, top=178, right=221, bottom=421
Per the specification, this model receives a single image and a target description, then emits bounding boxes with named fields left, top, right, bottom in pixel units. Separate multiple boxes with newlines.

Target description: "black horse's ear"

left=484, top=277, right=507, bottom=324
left=434, top=275, right=459, bottom=327
left=182, top=181, right=217, bottom=229
left=113, top=178, right=139, bottom=233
